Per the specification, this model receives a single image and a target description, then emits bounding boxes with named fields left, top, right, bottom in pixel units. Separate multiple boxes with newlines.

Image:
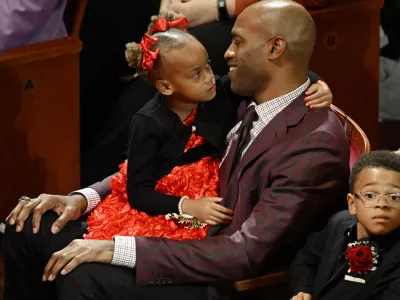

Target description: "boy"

left=290, top=150, right=400, bottom=300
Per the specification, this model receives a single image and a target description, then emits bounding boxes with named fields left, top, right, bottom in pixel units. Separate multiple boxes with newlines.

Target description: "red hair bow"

left=139, top=34, right=159, bottom=70
left=150, top=17, right=189, bottom=34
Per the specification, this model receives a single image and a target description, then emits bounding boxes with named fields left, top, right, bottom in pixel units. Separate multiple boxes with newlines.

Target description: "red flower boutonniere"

left=346, top=241, right=379, bottom=275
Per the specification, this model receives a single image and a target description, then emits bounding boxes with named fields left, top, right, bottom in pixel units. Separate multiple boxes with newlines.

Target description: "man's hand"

left=182, top=197, right=233, bottom=225
left=43, top=239, right=114, bottom=281
left=291, top=292, right=312, bottom=300
left=8, top=194, right=87, bottom=234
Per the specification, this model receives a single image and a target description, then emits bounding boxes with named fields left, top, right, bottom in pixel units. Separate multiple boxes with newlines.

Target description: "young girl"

left=84, top=13, right=333, bottom=241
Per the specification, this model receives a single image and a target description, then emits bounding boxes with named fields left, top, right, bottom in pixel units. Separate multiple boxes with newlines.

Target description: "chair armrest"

left=234, top=271, right=289, bottom=292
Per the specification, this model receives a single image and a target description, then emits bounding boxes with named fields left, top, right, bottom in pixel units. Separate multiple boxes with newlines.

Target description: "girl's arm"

left=127, top=115, right=181, bottom=215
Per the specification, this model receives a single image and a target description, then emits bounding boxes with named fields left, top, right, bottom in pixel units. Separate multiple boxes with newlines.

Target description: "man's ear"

left=156, top=80, right=174, bottom=96
left=347, top=193, right=357, bottom=216
left=267, top=36, right=286, bottom=60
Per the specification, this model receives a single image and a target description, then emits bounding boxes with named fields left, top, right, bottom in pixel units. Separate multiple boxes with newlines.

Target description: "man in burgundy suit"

left=3, top=1, right=350, bottom=300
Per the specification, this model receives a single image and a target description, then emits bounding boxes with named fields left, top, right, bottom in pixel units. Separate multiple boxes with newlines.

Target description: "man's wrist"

left=112, top=236, right=136, bottom=268
left=70, top=194, right=88, bottom=213
left=69, top=188, right=101, bottom=214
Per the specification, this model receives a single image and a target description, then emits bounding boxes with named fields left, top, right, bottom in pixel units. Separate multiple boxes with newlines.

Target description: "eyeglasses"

left=354, top=191, right=400, bottom=207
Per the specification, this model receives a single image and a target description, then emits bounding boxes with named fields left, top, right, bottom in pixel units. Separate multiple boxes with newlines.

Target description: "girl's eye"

left=194, top=71, right=201, bottom=78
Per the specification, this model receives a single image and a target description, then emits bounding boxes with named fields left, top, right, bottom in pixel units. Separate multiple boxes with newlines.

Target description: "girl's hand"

left=305, top=80, right=332, bottom=109
left=291, top=292, right=312, bottom=300
left=181, top=197, right=233, bottom=225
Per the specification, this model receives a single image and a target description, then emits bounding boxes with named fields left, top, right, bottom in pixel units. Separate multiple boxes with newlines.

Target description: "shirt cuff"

left=112, top=236, right=137, bottom=269
left=69, top=188, right=101, bottom=214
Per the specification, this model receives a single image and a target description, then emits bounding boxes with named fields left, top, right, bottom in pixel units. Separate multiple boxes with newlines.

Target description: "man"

left=3, top=1, right=350, bottom=299
left=0, top=0, right=67, bottom=51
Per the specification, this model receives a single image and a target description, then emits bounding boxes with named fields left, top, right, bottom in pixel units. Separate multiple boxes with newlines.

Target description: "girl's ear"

left=156, top=80, right=174, bottom=96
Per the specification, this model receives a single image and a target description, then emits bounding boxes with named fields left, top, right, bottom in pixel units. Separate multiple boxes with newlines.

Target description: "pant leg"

left=57, top=262, right=208, bottom=300
left=3, top=211, right=86, bottom=300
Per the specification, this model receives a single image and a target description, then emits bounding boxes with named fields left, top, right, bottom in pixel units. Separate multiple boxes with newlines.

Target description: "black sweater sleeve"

left=308, top=70, right=324, bottom=83
left=127, top=115, right=181, bottom=215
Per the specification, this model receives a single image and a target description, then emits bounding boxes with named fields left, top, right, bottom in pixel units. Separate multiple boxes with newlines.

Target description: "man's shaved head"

left=243, top=0, right=316, bottom=66
left=225, top=0, right=316, bottom=99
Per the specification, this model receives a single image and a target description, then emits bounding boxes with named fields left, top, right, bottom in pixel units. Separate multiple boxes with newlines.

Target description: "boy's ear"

left=156, top=80, right=174, bottom=96
left=347, top=193, right=357, bottom=215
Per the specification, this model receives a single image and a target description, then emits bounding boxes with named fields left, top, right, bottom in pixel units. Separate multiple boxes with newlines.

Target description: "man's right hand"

left=8, top=194, right=87, bottom=235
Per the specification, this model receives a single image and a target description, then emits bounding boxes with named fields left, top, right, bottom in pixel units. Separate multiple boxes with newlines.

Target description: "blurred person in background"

left=0, top=0, right=67, bottom=50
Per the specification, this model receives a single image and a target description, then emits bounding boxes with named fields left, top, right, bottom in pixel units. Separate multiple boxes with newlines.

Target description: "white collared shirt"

left=221, top=78, right=310, bottom=164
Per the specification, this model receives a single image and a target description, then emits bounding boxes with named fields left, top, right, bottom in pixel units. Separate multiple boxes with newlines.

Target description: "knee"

left=56, top=264, right=101, bottom=300
left=4, top=211, right=59, bottom=244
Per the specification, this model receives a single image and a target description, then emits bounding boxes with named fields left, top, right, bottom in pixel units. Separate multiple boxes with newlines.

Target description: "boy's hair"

left=125, top=13, right=194, bottom=77
left=349, top=150, right=400, bottom=192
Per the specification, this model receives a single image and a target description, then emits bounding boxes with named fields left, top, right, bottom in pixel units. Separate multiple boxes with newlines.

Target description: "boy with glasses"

left=290, top=150, right=400, bottom=300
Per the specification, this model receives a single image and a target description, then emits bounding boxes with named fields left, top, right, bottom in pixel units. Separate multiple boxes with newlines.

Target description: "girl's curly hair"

left=125, top=13, right=193, bottom=77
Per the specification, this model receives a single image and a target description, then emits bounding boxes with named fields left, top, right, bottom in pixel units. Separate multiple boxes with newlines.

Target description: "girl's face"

left=157, top=38, right=217, bottom=103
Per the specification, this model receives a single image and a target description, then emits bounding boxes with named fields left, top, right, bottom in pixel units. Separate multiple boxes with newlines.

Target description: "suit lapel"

left=238, top=94, right=309, bottom=180
left=228, top=95, right=310, bottom=207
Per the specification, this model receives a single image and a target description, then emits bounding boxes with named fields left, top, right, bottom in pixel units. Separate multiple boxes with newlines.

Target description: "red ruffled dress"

left=84, top=108, right=220, bottom=241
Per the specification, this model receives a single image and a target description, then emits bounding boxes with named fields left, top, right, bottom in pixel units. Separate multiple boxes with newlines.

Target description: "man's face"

left=347, top=168, right=400, bottom=237
left=224, top=14, right=270, bottom=96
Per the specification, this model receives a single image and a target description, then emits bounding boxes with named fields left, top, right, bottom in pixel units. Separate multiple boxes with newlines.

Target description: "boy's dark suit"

left=290, top=211, right=400, bottom=300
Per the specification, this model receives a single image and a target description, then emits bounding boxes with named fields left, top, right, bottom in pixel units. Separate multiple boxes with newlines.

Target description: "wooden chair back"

left=330, top=104, right=371, bottom=168
left=0, top=0, right=88, bottom=220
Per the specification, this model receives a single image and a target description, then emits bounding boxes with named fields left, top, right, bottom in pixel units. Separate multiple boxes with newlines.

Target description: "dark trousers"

left=3, top=212, right=207, bottom=300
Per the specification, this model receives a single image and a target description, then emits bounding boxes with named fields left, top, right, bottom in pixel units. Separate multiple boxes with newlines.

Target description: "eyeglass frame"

left=353, top=191, right=400, bottom=207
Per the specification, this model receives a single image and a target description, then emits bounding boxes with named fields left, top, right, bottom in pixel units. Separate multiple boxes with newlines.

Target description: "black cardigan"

left=127, top=72, right=321, bottom=215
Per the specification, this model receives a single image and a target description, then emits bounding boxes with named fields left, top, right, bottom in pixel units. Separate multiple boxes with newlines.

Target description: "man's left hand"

left=43, top=239, right=114, bottom=281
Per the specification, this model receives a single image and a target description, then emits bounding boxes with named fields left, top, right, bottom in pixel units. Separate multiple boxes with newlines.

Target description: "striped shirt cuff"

left=69, top=188, right=101, bottom=214
left=112, top=236, right=137, bottom=269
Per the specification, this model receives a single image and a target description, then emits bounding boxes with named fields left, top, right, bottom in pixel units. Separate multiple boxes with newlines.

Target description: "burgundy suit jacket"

left=88, top=93, right=350, bottom=296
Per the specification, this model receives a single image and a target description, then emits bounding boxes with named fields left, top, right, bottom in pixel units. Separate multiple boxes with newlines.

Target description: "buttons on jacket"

left=149, top=277, right=173, bottom=284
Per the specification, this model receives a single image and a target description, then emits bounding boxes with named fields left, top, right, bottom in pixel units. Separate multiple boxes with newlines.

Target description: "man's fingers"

left=44, top=247, right=81, bottom=281
left=8, top=201, right=28, bottom=226
left=31, top=199, right=54, bottom=234
left=15, top=199, right=41, bottom=232
left=60, top=253, right=87, bottom=276
left=43, top=251, right=59, bottom=281
left=51, top=206, right=78, bottom=234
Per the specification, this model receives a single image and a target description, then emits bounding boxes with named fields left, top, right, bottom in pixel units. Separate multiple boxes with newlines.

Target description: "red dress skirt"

left=84, top=109, right=220, bottom=241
